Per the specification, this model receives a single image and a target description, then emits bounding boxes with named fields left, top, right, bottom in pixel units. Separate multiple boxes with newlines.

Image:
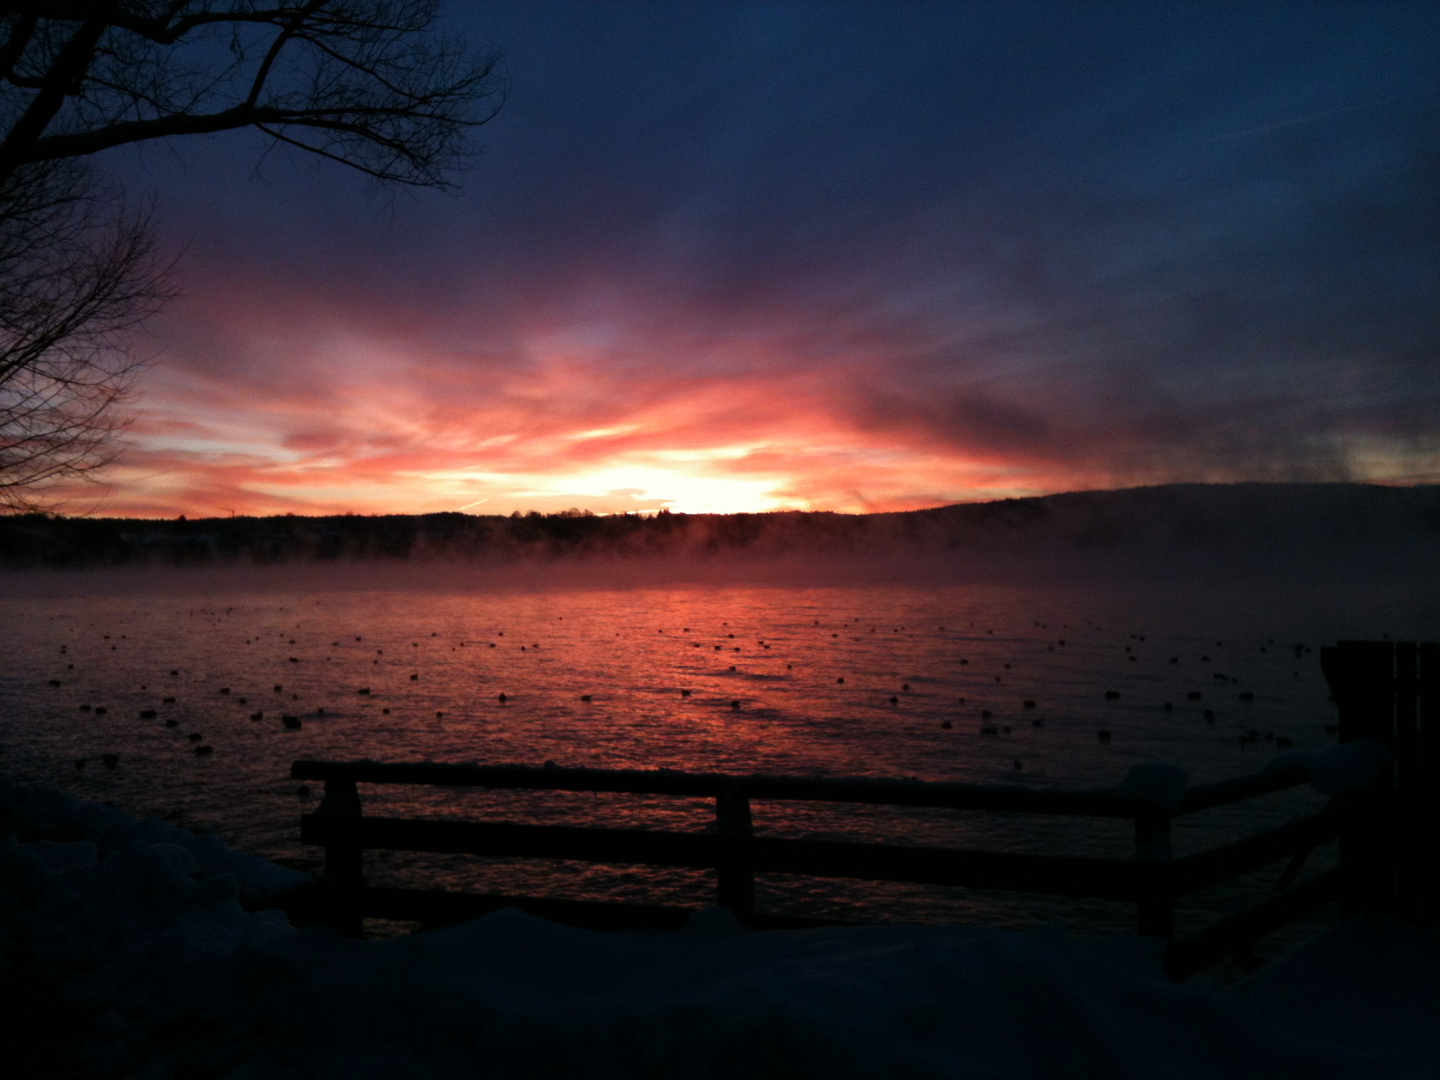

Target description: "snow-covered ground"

left=3, top=776, right=1436, bottom=1079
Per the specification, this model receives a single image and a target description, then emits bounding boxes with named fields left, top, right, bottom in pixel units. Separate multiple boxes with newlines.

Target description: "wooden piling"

left=1321, top=639, right=1440, bottom=923
left=1418, top=643, right=1440, bottom=923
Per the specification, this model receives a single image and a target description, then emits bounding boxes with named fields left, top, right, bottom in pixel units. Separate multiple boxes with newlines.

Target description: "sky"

left=71, top=2, right=1440, bottom=518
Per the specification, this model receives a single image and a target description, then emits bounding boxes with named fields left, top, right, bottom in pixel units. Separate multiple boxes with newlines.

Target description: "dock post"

left=1397, top=642, right=1440, bottom=924
left=1417, top=643, right=1440, bottom=923
left=317, top=775, right=364, bottom=936
left=1322, top=640, right=1398, bottom=918
left=715, top=781, right=755, bottom=922
left=1134, top=810, right=1173, bottom=938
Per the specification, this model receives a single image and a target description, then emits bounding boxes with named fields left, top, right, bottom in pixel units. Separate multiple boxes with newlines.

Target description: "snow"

left=2, top=776, right=1432, bottom=1078
left=1238, top=913, right=1440, bottom=1076
left=1113, top=763, right=1189, bottom=809
left=1268, top=737, right=1392, bottom=795
left=0, top=776, right=307, bottom=904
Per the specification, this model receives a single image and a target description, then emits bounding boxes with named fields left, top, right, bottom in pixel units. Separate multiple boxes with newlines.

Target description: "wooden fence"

left=284, top=759, right=1348, bottom=979
left=274, top=640, right=1436, bottom=979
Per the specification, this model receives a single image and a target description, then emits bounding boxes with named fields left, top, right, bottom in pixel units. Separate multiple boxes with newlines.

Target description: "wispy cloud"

left=74, top=2, right=1438, bottom=518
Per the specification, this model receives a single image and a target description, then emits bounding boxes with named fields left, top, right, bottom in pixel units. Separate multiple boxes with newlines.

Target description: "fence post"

left=317, top=775, right=365, bottom=936
left=715, top=781, right=755, bottom=921
left=1321, top=640, right=1396, bottom=917
left=1134, top=810, right=1173, bottom=938
left=1409, top=643, right=1439, bottom=924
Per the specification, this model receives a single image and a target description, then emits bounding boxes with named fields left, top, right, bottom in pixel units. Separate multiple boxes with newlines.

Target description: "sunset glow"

left=42, top=3, right=1438, bottom=519
left=88, top=327, right=1060, bottom=518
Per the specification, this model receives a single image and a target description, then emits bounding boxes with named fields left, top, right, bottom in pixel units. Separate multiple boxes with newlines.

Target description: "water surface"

left=2, top=574, right=1430, bottom=932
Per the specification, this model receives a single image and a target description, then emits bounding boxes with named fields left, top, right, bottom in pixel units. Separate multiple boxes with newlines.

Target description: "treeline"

left=0, top=507, right=870, bottom=567
left=1, top=483, right=1438, bottom=568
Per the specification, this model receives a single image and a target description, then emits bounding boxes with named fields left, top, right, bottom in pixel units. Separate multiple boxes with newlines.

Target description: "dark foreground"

left=3, top=775, right=1437, bottom=1079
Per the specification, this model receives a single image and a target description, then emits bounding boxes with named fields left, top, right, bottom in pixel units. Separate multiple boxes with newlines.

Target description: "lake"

left=2, top=570, right=1433, bottom=934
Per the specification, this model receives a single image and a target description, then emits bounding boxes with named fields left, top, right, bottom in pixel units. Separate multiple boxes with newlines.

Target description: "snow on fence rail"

left=276, top=640, right=1436, bottom=980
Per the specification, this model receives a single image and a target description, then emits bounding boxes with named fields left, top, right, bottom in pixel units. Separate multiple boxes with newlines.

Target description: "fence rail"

left=289, top=758, right=1307, bottom=817
left=275, top=640, right=1436, bottom=979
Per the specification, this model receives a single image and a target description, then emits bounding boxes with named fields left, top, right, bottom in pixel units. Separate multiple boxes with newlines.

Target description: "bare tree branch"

left=0, top=2, right=502, bottom=511
left=0, top=159, right=171, bottom=510
left=0, top=2, right=507, bottom=188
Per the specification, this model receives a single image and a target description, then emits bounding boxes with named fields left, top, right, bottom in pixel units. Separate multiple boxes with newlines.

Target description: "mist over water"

left=2, top=572, right=1434, bottom=931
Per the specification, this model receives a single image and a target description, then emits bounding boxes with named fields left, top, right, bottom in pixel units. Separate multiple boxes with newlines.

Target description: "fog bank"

left=2, top=484, right=1436, bottom=591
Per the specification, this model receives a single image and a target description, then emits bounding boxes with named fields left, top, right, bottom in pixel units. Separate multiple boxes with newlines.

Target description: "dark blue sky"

left=94, top=2, right=1440, bottom=517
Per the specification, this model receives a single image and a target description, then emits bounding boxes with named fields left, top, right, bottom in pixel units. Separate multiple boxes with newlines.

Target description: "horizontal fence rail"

left=291, top=758, right=1310, bottom=817
left=300, top=814, right=1151, bottom=900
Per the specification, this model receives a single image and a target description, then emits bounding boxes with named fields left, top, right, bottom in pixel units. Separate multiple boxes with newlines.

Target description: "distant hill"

left=1, top=483, right=1437, bottom=572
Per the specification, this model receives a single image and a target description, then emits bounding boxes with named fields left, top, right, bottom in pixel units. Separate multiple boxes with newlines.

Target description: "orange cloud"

left=49, top=246, right=1430, bottom=520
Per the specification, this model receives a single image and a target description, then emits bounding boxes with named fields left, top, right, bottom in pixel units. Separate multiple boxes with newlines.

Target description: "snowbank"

left=0, top=777, right=306, bottom=904
left=1268, top=737, right=1392, bottom=795
left=0, top=778, right=1428, bottom=1078
left=1238, top=913, right=1440, bottom=1074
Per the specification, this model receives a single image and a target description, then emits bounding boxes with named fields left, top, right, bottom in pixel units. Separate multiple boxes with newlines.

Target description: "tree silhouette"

left=0, top=158, right=167, bottom=510
left=0, top=2, right=504, bottom=508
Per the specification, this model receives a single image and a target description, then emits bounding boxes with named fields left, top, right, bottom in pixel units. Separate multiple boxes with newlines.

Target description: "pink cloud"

left=61, top=246, right=1423, bottom=521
